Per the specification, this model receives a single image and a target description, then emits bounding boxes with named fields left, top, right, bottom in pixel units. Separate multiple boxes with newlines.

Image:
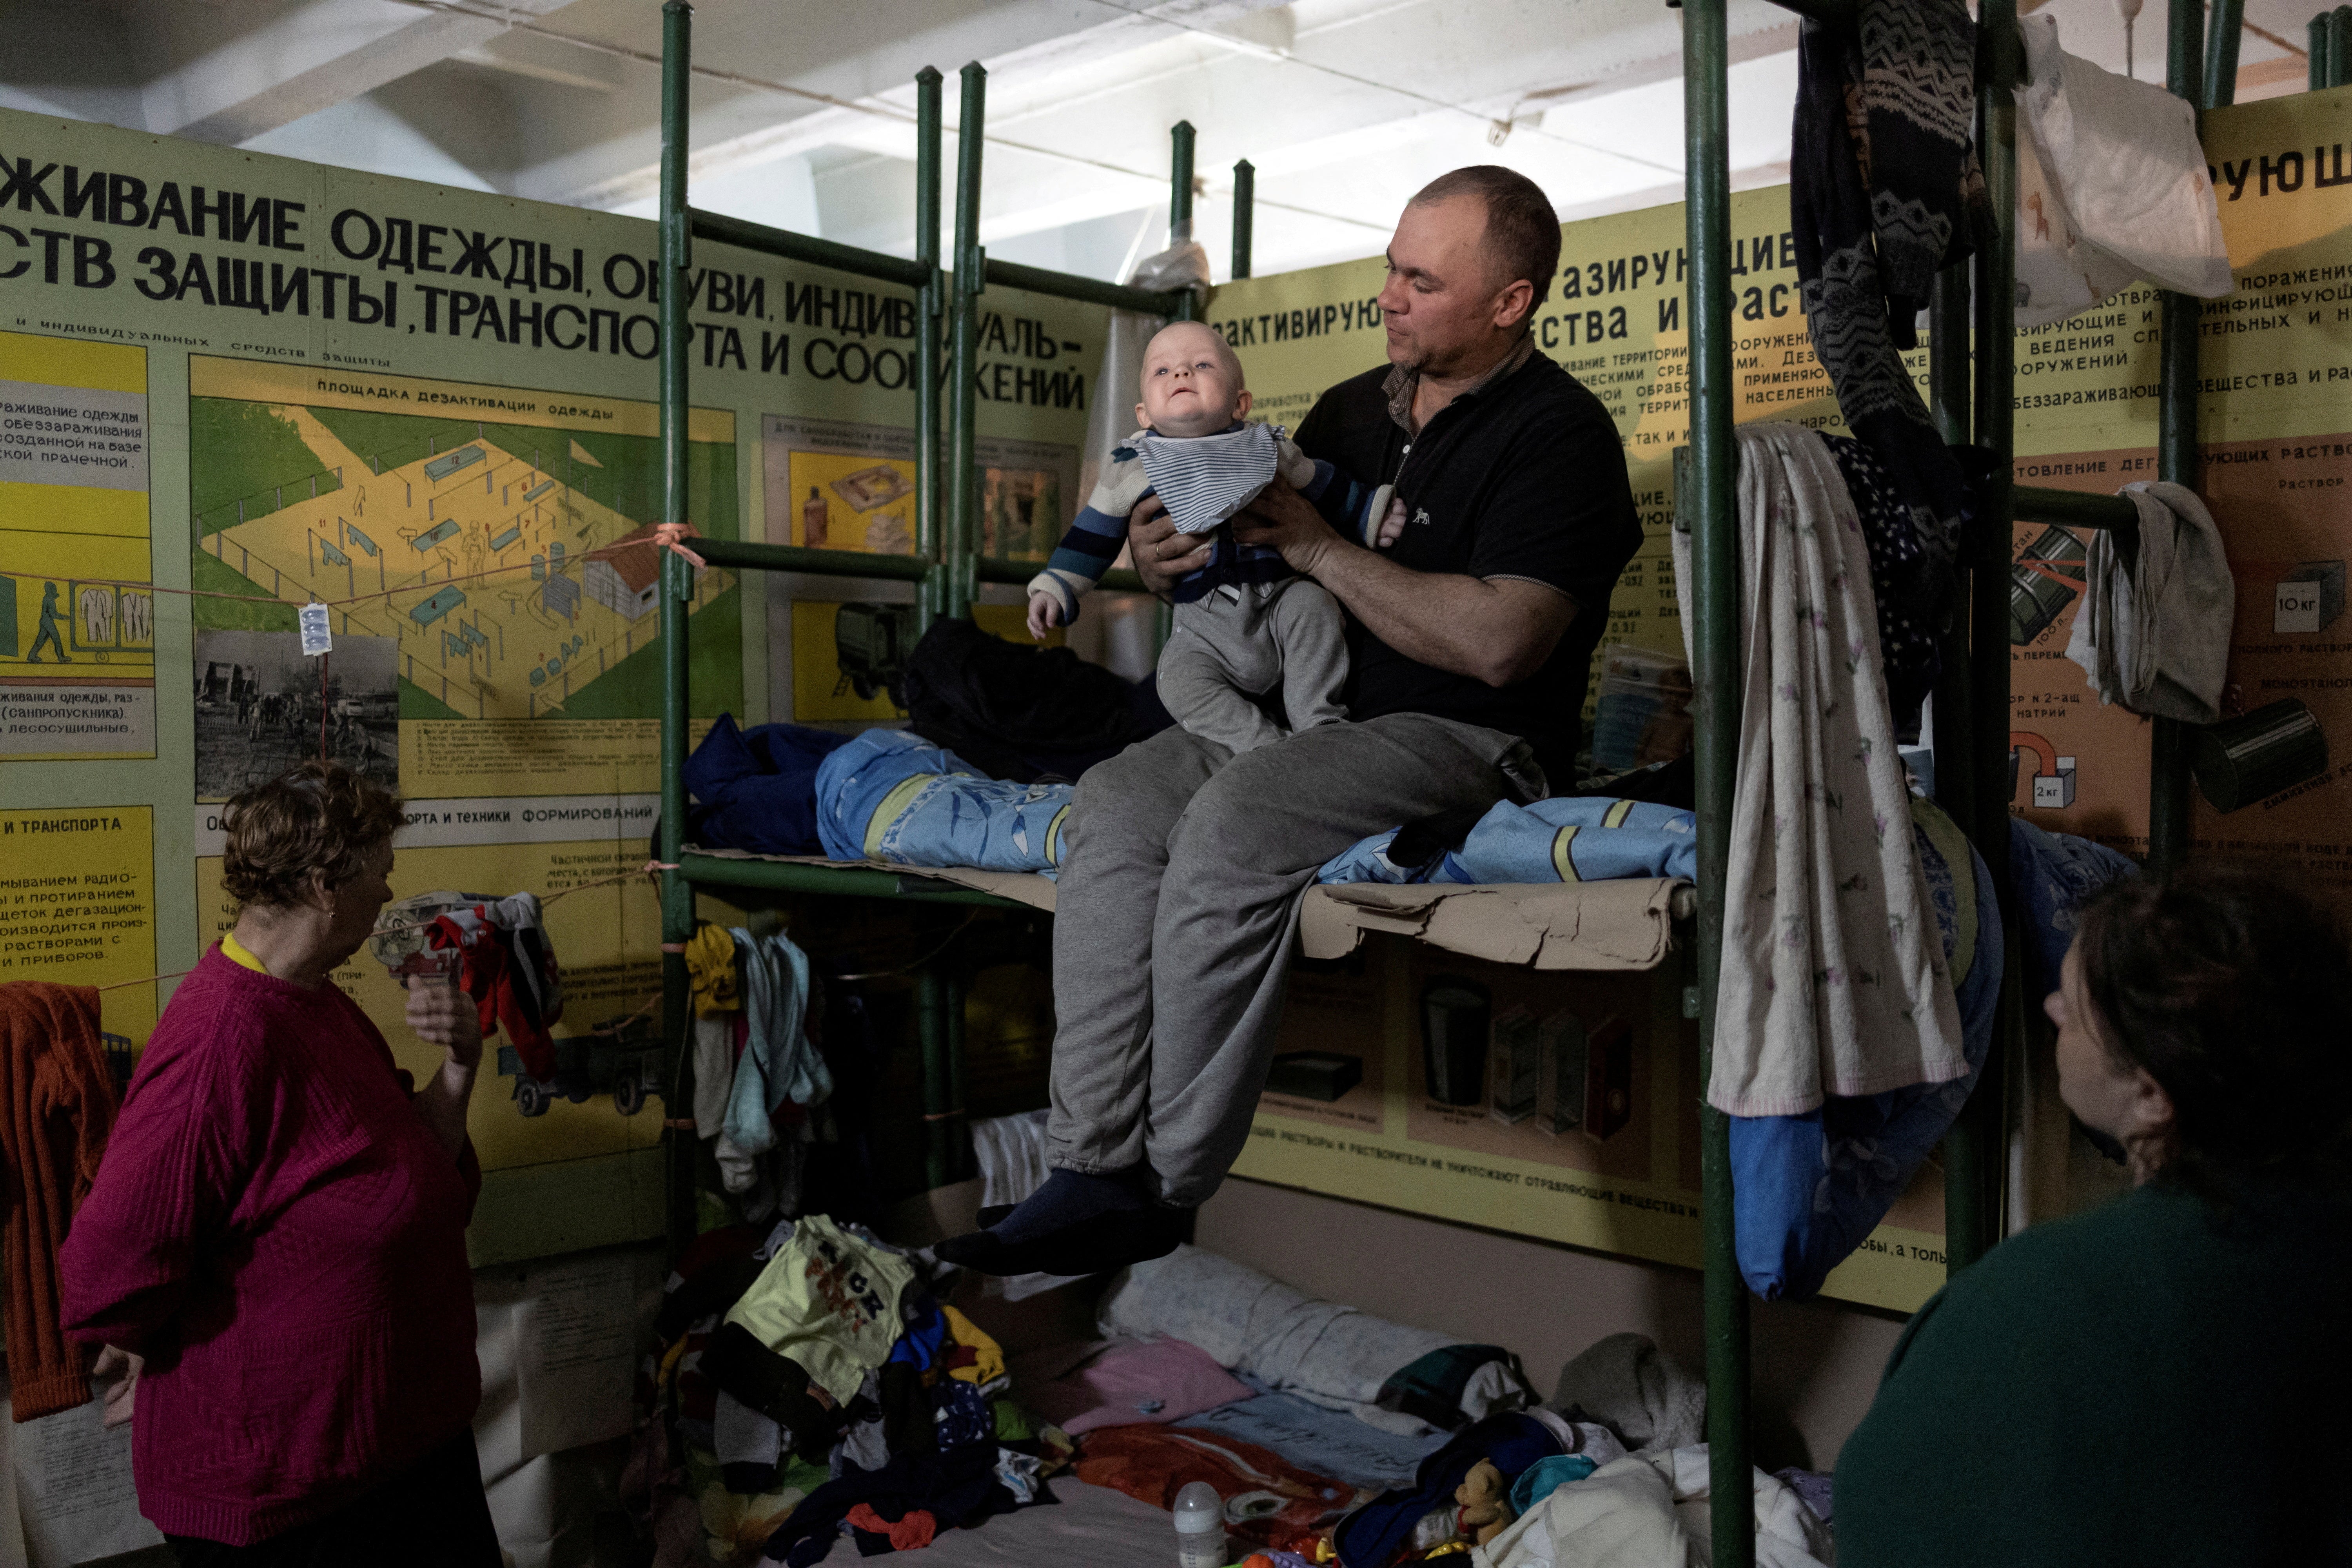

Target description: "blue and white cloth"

left=1729, top=796, right=2000, bottom=1301
left=1320, top=796, right=1698, bottom=886
left=815, top=728, right=1075, bottom=876
left=722, top=926, right=828, bottom=1157
left=1134, top=423, right=1284, bottom=534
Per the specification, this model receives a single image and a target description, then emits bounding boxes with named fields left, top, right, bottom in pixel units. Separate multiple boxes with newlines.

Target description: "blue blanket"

left=1319, top=796, right=1697, bottom=886
left=815, top=729, right=1075, bottom=875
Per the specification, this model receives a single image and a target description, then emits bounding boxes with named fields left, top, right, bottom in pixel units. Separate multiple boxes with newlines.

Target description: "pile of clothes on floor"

left=631, top=1214, right=1067, bottom=1566
left=1014, top=1245, right=1832, bottom=1567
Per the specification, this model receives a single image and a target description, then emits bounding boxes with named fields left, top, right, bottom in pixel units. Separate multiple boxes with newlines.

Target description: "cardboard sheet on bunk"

left=1299, top=877, right=1689, bottom=971
left=691, top=849, right=1060, bottom=910
left=697, top=851, right=1687, bottom=970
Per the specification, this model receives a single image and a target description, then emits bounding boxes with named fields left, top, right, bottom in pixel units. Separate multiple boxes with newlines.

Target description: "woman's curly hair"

left=220, top=760, right=404, bottom=910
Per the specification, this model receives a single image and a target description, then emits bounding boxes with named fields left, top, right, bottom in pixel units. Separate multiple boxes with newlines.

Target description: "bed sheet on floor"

left=906, top=1477, right=1180, bottom=1565
left=1176, top=1381, right=1448, bottom=1491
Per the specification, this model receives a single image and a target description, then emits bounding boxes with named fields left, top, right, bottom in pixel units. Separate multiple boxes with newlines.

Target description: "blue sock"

left=991, top=1167, right=1150, bottom=1244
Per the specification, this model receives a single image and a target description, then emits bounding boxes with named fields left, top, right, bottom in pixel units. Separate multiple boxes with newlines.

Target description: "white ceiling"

left=0, top=0, right=2312, bottom=286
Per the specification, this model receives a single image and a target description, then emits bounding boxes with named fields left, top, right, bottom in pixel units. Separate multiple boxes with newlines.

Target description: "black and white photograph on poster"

left=193, top=630, right=399, bottom=800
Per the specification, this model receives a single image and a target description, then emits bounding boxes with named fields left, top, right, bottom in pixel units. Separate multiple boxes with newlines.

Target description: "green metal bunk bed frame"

left=647, top=2, right=1207, bottom=1233
left=1683, top=0, right=2238, bottom=1562
left=647, top=0, right=2244, bottom=1559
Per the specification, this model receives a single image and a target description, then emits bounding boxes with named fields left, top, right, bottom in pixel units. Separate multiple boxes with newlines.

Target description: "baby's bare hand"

left=1027, top=592, right=1062, bottom=641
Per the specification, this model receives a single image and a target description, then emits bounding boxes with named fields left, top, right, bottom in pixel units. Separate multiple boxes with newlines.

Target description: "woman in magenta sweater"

left=60, top=762, right=499, bottom=1564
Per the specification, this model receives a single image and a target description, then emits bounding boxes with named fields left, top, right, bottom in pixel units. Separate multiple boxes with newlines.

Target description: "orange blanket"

left=0, top=982, right=117, bottom=1421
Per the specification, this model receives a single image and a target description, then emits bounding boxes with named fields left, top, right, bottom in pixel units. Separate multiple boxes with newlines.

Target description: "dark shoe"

left=975, top=1203, right=1014, bottom=1229
left=935, top=1205, right=1190, bottom=1276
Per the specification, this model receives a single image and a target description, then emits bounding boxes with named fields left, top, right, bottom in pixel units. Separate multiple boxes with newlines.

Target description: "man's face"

left=1377, top=195, right=1511, bottom=377
left=1135, top=323, right=1250, bottom=437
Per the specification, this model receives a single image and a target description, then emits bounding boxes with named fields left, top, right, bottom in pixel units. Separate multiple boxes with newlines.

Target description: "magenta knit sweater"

left=59, top=946, right=482, bottom=1544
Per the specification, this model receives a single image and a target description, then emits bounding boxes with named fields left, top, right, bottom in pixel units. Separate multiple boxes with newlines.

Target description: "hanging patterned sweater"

left=1026, top=422, right=1390, bottom=622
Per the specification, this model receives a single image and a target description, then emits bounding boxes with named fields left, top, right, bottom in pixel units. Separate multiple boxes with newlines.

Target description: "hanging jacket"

left=0, top=982, right=118, bottom=1421
left=425, top=893, right=564, bottom=1079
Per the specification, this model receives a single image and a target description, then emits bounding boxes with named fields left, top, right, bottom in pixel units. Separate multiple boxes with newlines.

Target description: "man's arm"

left=1229, top=482, right=1576, bottom=687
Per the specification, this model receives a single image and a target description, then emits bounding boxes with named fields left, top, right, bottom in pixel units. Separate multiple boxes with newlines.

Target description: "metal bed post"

left=951, top=63, right=987, bottom=622
left=916, top=68, right=946, bottom=631
left=657, top=0, right=699, bottom=1256
left=1171, top=122, right=1198, bottom=320
left=1944, top=0, right=2025, bottom=1276
left=2147, top=0, right=2212, bottom=874
left=2205, top=0, right=2245, bottom=107
left=1679, top=3, right=1751, bottom=1564
left=1231, top=160, right=1255, bottom=279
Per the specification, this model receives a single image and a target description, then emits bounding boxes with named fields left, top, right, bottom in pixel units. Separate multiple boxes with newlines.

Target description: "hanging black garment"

left=1790, top=0, right=1991, bottom=688
left=901, top=615, right=1173, bottom=783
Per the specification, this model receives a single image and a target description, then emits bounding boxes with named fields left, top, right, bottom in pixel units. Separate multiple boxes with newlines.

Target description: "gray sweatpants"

left=1158, top=577, right=1348, bottom=754
left=1046, top=713, right=1534, bottom=1206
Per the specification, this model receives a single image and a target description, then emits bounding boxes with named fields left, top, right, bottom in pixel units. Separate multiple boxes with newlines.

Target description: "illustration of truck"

left=496, top=1011, right=670, bottom=1118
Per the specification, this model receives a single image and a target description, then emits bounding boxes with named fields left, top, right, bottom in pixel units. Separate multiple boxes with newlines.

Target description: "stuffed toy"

left=1454, top=1459, right=1518, bottom=1547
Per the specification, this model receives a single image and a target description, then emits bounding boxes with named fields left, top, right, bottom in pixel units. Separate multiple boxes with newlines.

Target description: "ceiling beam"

left=142, top=0, right=575, bottom=146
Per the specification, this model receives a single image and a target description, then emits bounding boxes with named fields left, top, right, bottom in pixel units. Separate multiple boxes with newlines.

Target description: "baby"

left=1027, top=320, right=1403, bottom=755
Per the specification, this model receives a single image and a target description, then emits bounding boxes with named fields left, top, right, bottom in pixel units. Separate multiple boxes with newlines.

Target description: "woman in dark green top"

left=1837, top=864, right=2352, bottom=1566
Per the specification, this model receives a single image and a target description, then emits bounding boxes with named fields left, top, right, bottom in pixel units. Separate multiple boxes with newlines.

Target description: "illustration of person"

left=26, top=582, right=69, bottom=662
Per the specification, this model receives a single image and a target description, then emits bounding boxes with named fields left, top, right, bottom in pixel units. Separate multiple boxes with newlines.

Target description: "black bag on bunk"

left=900, top=615, right=1173, bottom=783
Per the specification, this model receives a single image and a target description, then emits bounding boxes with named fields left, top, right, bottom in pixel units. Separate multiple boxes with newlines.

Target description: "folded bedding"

left=1097, top=1245, right=1536, bottom=1436
left=1176, top=1377, right=1450, bottom=1491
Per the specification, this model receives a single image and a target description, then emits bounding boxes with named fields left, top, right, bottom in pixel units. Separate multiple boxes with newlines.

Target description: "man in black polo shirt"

left=940, top=166, right=1642, bottom=1276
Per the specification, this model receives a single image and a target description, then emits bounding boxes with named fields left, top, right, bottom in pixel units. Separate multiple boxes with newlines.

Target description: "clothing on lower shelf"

left=1730, top=795, right=2004, bottom=1301
left=0, top=980, right=117, bottom=1422
left=425, top=892, right=564, bottom=1080
left=2064, top=481, right=2236, bottom=724
left=1673, top=423, right=1966, bottom=1116
left=717, top=1214, right=919, bottom=1413
left=685, top=923, right=740, bottom=1015
left=2013, top=12, right=2232, bottom=327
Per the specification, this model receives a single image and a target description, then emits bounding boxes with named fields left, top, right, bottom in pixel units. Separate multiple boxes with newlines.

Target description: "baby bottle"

left=1173, top=1480, right=1227, bottom=1568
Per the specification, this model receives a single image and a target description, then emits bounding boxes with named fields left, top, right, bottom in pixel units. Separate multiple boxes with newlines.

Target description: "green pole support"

left=1231, top=159, right=1254, bottom=279
left=946, top=973, right=970, bottom=1182
left=657, top=0, right=698, bottom=1259
left=1170, top=121, right=1196, bottom=242
left=916, top=67, right=945, bottom=632
left=2313, top=13, right=2330, bottom=91
left=2336, top=7, right=2352, bottom=88
left=2149, top=0, right=2207, bottom=874
left=1682, top=5, right=1751, bottom=1565
left=2206, top=0, right=2245, bottom=106
left=918, top=966, right=950, bottom=1189
left=949, top=63, right=986, bottom=621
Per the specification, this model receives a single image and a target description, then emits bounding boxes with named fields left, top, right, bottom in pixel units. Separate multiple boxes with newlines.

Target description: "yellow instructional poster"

left=0, top=330, right=155, bottom=758
left=0, top=807, right=158, bottom=1047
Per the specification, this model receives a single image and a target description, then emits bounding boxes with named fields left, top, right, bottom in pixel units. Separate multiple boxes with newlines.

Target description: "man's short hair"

left=221, top=759, right=404, bottom=909
left=1409, top=165, right=1562, bottom=313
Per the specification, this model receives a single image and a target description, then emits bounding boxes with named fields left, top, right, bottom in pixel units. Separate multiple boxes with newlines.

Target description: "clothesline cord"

left=91, top=861, right=676, bottom=994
